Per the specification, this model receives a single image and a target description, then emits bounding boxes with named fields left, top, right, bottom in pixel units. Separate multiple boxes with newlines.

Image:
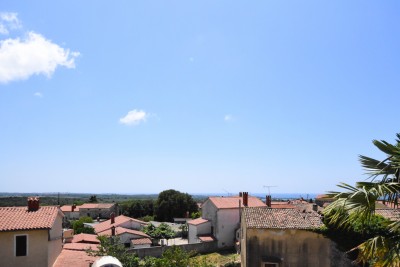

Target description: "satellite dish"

left=91, top=256, right=122, bottom=267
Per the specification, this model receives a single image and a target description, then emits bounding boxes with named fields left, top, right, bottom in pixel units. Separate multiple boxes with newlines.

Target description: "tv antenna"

left=222, top=189, right=232, bottom=196
left=263, top=185, right=277, bottom=195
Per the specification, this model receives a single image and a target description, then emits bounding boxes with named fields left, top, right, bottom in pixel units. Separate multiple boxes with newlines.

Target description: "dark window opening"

left=16, top=235, right=27, bottom=257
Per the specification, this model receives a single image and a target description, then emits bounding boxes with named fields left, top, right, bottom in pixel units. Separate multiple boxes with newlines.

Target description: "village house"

left=240, top=206, right=351, bottom=267
left=60, top=204, right=80, bottom=220
left=78, top=203, right=118, bottom=219
left=91, top=213, right=150, bottom=248
left=0, top=197, right=64, bottom=267
left=188, top=192, right=266, bottom=248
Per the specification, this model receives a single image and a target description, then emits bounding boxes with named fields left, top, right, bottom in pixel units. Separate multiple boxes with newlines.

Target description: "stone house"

left=0, top=197, right=64, bottom=267
left=79, top=203, right=118, bottom=219
left=240, top=207, right=351, bottom=267
left=189, top=192, right=266, bottom=248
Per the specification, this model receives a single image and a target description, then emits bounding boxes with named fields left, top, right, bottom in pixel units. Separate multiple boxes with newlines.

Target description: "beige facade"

left=0, top=228, right=62, bottom=267
left=241, top=227, right=351, bottom=267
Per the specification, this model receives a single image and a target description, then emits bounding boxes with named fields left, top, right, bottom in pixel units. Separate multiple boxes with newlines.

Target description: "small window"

left=15, top=235, right=27, bottom=257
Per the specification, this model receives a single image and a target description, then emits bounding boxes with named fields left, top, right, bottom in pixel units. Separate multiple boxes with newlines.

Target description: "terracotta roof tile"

left=60, top=205, right=80, bottom=212
left=0, top=206, right=61, bottom=231
left=131, top=238, right=152, bottom=245
left=63, top=243, right=99, bottom=251
left=98, top=226, right=149, bottom=238
left=94, top=215, right=146, bottom=233
left=80, top=203, right=115, bottom=209
left=198, top=235, right=215, bottom=242
left=209, top=196, right=266, bottom=209
left=243, top=207, right=324, bottom=229
left=72, top=233, right=100, bottom=244
left=188, top=218, right=209, bottom=225
left=53, top=249, right=98, bottom=267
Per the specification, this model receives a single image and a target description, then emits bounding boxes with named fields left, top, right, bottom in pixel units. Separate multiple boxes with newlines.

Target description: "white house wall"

left=216, top=209, right=240, bottom=248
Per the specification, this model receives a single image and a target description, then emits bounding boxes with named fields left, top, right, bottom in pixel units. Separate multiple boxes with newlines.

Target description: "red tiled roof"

left=94, top=215, right=146, bottom=233
left=198, top=235, right=215, bottom=242
left=0, top=206, right=61, bottom=231
left=131, top=238, right=152, bottom=245
left=208, top=196, right=266, bottom=209
left=72, top=233, right=100, bottom=244
left=80, top=203, right=115, bottom=209
left=60, top=205, right=80, bottom=212
left=53, top=249, right=98, bottom=267
left=188, top=218, right=209, bottom=225
left=270, top=202, right=295, bottom=209
left=243, top=207, right=324, bottom=229
left=63, top=243, right=99, bottom=251
left=98, top=226, right=149, bottom=238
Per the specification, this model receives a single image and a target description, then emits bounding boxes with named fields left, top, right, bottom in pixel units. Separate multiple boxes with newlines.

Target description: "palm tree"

left=324, top=134, right=400, bottom=266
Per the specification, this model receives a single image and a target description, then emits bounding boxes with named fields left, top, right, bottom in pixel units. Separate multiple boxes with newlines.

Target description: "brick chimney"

left=111, top=226, right=116, bottom=236
left=110, top=212, right=115, bottom=224
left=243, top=192, right=248, bottom=207
left=239, top=192, right=243, bottom=197
left=266, top=195, right=271, bottom=207
left=27, top=197, right=40, bottom=212
left=72, top=204, right=76, bottom=212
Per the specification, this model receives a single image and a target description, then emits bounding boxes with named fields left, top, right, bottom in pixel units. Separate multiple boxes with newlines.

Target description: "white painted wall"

left=215, top=209, right=240, bottom=248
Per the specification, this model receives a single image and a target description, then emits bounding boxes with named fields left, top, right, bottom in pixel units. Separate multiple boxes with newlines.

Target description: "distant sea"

left=200, top=193, right=319, bottom=201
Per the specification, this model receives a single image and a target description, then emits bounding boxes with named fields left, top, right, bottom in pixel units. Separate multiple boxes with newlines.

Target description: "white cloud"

left=34, top=92, right=43, bottom=98
left=224, top=114, right=234, bottom=122
left=0, top=12, right=21, bottom=35
left=119, top=110, right=148, bottom=126
left=0, top=32, right=80, bottom=83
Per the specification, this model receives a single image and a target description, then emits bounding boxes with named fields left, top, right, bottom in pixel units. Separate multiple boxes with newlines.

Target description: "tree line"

left=120, top=189, right=199, bottom=222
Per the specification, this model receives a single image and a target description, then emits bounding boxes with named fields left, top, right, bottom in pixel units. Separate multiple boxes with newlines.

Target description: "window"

left=262, top=263, right=278, bottom=267
left=15, top=235, right=27, bottom=257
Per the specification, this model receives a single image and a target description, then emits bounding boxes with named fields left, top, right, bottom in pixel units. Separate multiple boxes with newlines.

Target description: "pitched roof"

left=72, top=233, right=100, bottom=244
left=198, top=235, right=215, bottom=242
left=60, top=205, right=80, bottom=212
left=270, top=202, right=295, bottom=209
left=243, top=207, right=324, bottom=229
left=375, top=209, right=400, bottom=221
left=80, top=203, right=115, bottom=209
left=131, top=238, right=152, bottom=245
left=63, top=243, right=99, bottom=251
left=94, top=215, right=146, bottom=233
left=208, top=196, right=266, bottom=209
left=187, top=218, right=209, bottom=225
left=53, top=249, right=98, bottom=267
left=0, top=206, right=61, bottom=231
left=98, top=226, right=150, bottom=238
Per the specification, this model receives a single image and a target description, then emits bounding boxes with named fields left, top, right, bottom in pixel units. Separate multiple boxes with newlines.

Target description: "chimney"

left=185, top=211, right=189, bottom=218
left=111, top=226, right=116, bottom=236
left=239, top=192, right=243, bottom=197
left=27, top=197, right=40, bottom=212
left=110, top=212, right=115, bottom=224
left=72, top=204, right=76, bottom=212
left=312, top=204, right=318, bottom=212
left=266, top=195, right=271, bottom=207
left=243, top=192, right=248, bottom=207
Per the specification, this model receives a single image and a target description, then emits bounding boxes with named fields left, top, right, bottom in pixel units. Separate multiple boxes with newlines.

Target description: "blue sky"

left=1, top=1, right=399, bottom=195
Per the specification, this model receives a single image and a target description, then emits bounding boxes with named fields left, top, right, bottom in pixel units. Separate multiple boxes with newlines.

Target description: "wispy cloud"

left=0, top=13, right=79, bottom=83
left=0, top=12, right=21, bottom=35
left=119, top=109, right=148, bottom=126
left=224, top=114, right=235, bottom=122
left=34, top=92, right=43, bottom=98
